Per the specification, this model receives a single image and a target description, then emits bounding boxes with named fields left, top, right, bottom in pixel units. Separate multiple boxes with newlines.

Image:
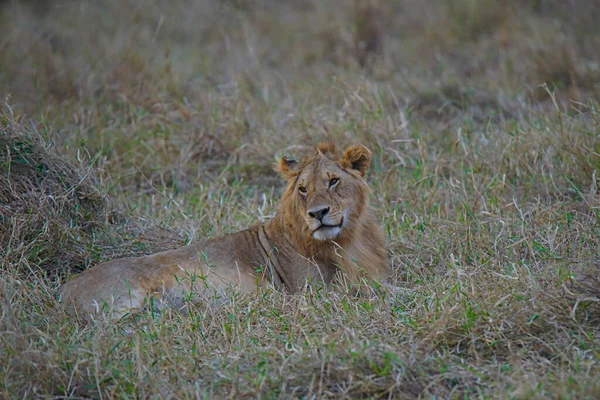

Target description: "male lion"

left=60, top=143, right=389, bottom=317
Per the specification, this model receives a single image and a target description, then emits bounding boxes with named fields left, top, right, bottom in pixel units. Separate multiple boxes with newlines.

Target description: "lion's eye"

left=298, top=186, right=307, bottom=195
left=329, top=178, right=339, bottom=187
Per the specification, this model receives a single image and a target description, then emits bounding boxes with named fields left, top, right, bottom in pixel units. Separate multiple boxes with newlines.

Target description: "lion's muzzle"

left=309, top=207, right=345, bottom=241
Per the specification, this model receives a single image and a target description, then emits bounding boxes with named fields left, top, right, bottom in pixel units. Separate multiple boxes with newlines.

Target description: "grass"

left=1, top=0, right=600, bottom=398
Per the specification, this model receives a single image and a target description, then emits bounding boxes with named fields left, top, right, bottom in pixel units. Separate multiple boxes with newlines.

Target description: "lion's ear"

left=275, top=156, right=301, bottom=179
left=340, top=145, right=371, bottom=176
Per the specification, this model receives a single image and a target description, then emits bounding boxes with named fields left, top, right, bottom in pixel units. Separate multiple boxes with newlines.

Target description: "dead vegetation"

left=0, top=0, right=599, bottom=398
left=0, top=107, right=107, bottom=277
left=0, top=107, right=182, bottom=280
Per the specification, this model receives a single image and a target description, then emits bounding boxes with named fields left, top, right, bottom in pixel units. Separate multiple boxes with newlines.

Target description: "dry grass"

left=1, top=0, right=599, bottom=398
left=1, top=106, right=107, bottom=278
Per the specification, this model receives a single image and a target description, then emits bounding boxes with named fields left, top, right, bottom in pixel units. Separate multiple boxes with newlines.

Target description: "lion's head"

left=275, top=143, right=372, bottom=243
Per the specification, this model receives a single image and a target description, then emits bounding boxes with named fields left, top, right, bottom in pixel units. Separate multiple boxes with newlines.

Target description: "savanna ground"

left=1, top=0, right=600, bottom=398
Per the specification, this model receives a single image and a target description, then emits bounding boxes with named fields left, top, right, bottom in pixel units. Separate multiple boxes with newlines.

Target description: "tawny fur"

left=60, top=143, right=389, bottom=317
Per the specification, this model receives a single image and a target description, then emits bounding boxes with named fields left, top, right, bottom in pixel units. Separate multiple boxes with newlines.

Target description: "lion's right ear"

left=340, top=145, right=371, bottom=176
left=275, top=156, right=301, bottom=179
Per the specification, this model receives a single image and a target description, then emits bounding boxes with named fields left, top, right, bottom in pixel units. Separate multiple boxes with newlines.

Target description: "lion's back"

left=60, top=227, right=269, bottom=315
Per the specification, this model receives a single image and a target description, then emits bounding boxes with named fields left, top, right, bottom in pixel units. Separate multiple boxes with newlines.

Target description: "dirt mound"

left=0, top=109, right=107, bottom=279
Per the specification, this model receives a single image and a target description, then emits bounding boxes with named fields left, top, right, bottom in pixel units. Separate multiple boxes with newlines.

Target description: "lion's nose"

left=308, top=206, right=330, bottom=221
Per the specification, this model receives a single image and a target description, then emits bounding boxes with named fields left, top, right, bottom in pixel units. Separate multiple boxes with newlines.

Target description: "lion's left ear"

left=274, top=156, right=301, bottom=179
left=340, top=145, right=371, bottom=176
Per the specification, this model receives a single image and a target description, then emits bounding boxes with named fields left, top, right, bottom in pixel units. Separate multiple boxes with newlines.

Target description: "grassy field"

left=1, top=0, right=600, bottom=398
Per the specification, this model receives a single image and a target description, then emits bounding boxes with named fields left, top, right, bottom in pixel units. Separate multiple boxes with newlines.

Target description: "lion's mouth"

left=315, top=222, right=343, bottom=231
left=312, top=217, right=344, bottom=241
left=313, top=216, right=344, bottom=231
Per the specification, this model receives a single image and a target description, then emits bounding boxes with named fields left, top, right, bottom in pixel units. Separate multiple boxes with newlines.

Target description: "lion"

left=60, top=143, right=389, bottom=317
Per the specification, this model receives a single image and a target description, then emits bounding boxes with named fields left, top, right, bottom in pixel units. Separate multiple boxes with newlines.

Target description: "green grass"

left=1, top=0, right=599, bottom=398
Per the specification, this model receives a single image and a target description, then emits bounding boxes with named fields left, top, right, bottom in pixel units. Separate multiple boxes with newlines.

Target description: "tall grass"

left=1, top=0, right=599, bottom=397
